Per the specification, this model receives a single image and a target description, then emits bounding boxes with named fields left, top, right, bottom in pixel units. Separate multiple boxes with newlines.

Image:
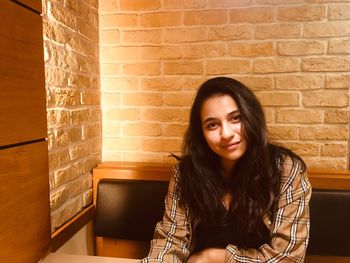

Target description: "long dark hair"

left=178, top=77, right=305, bottom=233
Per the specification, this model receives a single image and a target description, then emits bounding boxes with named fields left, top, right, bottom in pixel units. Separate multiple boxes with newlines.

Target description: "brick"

left=68, top=73, right=91, bottom=88
left=122, top=93, right=162, bottom=106
left=302, top=57, right=350, bottom=72
left=300, top=126, right=349, bottom=140
left=208, top=0, right=253, bottom=7
left=141, top=138, right=182, bottom=152
left=54, top=127, right=82, bottom=147
left=267, top=126, right=299, bottom=140
left=101, top=77, right=138, bottom=92
left=99, top=0, right=119, bottom=13
left=102, top=151, right=122, bottom=161
left=122, top=30, right=162, bottom=44
left=163, top=61, right=204, bottom=75
left=277, top=40, right=326, bottom=56
left=329, top=39, right=350, bottom=54
left=304, top=21, right=350, bottom=37
left=263, top=107, right=275, bottom=123
left=163, top=92, right=195, bottom=107
left=70, top=109, right=90, bottom=125
left=122, top=123, right=162, bottom=136
left=53, top=163, right=81, bottom=189
left=141, top=46, right=182, bottom=60
left=236, top=76, right=274, bottom=91
left=49, top=149, right=70, bottom=171
left=253, top=58, right=300, bottom=73
left=48, top=88, right=80, bottom=107
left=122, top=153, right=163, bottom=163
left=50, top=186, right=69, bottom=211
left=68, top=176, right=92, bottom=197
left=164, top=28, right=207, bottom=43
left=82, top=124, right=101, bottom=140
left=100, top=47, right=139, bottom=62
left=163, top=0, right=206, bottom=9
left=256, top=24, right=302, bottom=39
left=47, top=109, right=70, bottom=127
left=78, top=18, right=99, bottom=41
left=321, top=143, right=348, bottom=157
left=119, top=0, right=160, bottom=11
left=229, top=42, right=274, bottom=57
left=277, top=5, right=325, bottom=21
left=70, top=143, right=92, bottom=160
left=81, top=89, right=100, bottom=106
left=329, top=4, right=350, bottom=20
left=206, top=59, right=251, bottom=75
left=100, top=14, right=138, bottom=28
left=101, top=93, right=121, bottom=106
left=122, top=62, right=161, bottom=76
left=230, top=7, right=273, bottom=23
left=163, top=124, right=188, bottom=137
left=141, top=108, right=186, bottom=122
left=275, top=75, right=325, bottom=90
left=43, top=20, right=70, bottom=45
left=280, top=142, right=320, bottom=156
left=303, top=90, right=348, bottom=107
left=104, top=108, right=140, bottom=121
left=100, top=30, right=120, bottom=45
left=183, top=78, right=205, bottom=91
left=326, top=74, right=350, bottom=89
left=102, top=123, right=120, bottom=137
left=83, top=189, right=93, bottom=207
left=50, top=3, right=76, bottom=29
left=184, top=10, right=228, bottom=25
left=103, top=137, right=139, bottom=151
left=257, top=0, right=303, bottom=4
left=45, top=67, right=68, bottom=87
left=181, top=44, right=205, bottom=59
left=204, top=43, right=226, bottom=58
left=208, top=25, right=253, bottom=41
left=276, top=109, right=322, bottom=123
left=303, top=157, right=346, bottom=170
left=256, top=92, right=300, bottom=106
left=140, top=12, right=182, bottom=27
left=325, top=111, right=350, bottom=124
left=141, top=77, right=182, bottom=91
left=100, top=64, right=120, bottom=76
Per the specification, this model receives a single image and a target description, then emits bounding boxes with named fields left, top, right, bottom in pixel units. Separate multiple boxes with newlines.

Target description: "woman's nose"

left=221, top=122, right=234, bottom=139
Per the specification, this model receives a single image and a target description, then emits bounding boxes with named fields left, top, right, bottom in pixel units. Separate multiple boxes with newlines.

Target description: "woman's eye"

left=207, top=123, right=217, bottom=129
left=230, top=114, right=241, bottom=123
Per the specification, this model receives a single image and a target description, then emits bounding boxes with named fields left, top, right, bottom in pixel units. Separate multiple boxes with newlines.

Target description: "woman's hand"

left=187, top=248, right=225, bottom=263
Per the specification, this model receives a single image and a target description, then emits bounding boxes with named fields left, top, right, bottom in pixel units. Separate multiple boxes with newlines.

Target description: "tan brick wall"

left=99, top=0, right=350, bottom=169
left=42, top=0, right=101, bottom=232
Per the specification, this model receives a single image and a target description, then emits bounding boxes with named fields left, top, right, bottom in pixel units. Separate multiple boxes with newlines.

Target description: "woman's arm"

left=142, top=166, right=193, bottom=263
left=225, top=159, right=312, bottom=263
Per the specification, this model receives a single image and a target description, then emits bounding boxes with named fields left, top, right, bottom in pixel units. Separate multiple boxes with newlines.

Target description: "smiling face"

left=200, top=94, right=247, bottom=174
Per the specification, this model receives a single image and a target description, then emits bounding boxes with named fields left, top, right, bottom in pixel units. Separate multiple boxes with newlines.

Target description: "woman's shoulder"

left=277, top=151, right=309, bottom=196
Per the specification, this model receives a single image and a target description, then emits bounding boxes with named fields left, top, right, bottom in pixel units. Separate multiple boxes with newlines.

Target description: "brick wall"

left=42, top=0, right=101, bottom=232
left=100, top=0, right=350, bottom=169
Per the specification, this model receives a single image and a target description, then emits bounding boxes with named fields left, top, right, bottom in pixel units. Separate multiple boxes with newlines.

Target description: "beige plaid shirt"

left=142, top=157, right=311, bottom=263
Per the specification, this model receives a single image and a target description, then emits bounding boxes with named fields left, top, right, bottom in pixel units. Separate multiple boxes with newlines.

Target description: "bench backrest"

left=93, top=163, right=350, bottom=262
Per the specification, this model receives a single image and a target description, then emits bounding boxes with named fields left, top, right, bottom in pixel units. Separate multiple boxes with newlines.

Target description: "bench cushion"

left=94, top=179, right=169, bottom=241
left=307, top=189, right=350, bottom=256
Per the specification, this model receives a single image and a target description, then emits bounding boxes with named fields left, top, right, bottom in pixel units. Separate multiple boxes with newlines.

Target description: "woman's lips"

left=221, top=141, right=241, bottom=150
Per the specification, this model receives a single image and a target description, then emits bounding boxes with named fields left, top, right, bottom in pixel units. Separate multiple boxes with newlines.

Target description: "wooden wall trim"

left=50, top=205, right=95, bottom=252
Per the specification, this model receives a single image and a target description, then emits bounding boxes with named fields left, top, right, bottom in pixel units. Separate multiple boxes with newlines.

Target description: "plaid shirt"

left=142, top=157, right=311, bottom=263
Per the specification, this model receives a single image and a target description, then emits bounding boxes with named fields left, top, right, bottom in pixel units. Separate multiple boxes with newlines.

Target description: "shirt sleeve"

left=142, top=166, right=193, bottom=263
left=225, top=159, right=312, bottom=263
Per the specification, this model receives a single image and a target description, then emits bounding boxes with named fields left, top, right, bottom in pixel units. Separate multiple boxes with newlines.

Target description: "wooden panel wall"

left=0, top=1, right=50, bottom=262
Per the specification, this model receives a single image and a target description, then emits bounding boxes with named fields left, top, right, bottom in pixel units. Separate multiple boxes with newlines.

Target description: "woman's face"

left=200, top=94, right=247, bottom=173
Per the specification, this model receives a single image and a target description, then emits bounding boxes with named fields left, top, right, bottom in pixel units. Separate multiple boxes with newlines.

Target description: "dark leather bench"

left=93, top=163, right=350, bottom=262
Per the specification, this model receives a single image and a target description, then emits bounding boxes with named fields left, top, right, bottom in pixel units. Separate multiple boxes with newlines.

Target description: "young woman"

left=142, top=77, right=311, bottom=263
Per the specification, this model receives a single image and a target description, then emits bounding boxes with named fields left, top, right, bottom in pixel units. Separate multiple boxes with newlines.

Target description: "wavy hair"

left=178, top=77, right=305, bottom=233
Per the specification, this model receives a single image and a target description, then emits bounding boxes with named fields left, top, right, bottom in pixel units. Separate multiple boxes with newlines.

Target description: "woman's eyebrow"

left=202, top=110, right=240, bottom=124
